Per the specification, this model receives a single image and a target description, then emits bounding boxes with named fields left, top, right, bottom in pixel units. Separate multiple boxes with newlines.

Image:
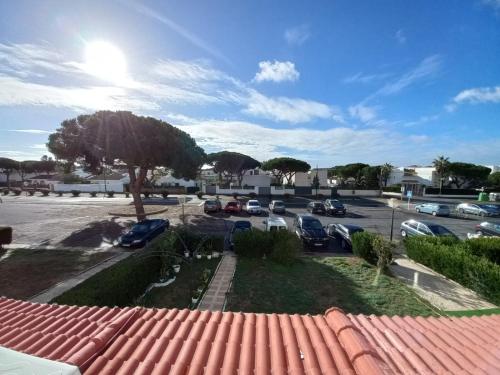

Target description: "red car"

left=224, top=201, right=242, bottom=213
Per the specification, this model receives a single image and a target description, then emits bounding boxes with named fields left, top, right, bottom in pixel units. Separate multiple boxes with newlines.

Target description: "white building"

left=291, top=168, right=329, bottom=187
left=199, top=167, right=271, bottom=187
left=386, top=166, right=438, bottom=195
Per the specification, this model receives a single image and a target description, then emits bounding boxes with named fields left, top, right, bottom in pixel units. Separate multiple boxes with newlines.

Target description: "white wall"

left=241, top=173, right=271, bottom=187
left=157, top=175, right=196, bottom=187
left=270, top=187, right=295, bottom=195
left=292, top=169, right=329, bottom=187
left=338, top=189, right=380, bottom=196
left=53, top=182, right=124, bottom=192
left=216, top=186, right=259, bottom=195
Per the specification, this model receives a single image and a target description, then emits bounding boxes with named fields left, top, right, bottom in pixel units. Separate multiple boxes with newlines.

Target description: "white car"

left=263, top=217, right=288, bottom=232
left=245, top=200, right=262, bottom=215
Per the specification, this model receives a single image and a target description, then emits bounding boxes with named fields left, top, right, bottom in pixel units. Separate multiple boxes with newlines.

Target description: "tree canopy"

left=0, top=157, right=19, bottom=187
left=261, top=157, right=310, bottom=185
left=488, top=172, right=500, bottom=187
left=447, top=162, right=491, bottom=188
left=380, top=163, right=394, bottom=187
left=48, top=111, right=205, bottom=220
left=329, top=163, right=371, bottom=187
left=207, top=151, right=260, bottom=186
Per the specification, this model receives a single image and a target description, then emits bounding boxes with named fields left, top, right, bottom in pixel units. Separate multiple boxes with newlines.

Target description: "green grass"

left=445, top=308, right=500, bottom=317
left=226, top=256, right=438, bottom=316
left=143, top=258, right=220, bottom=309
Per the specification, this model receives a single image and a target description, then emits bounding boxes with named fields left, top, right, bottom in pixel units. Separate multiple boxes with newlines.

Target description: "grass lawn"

left=226, top=256, right=438, bottom=316
left=143, top=258, right=220, bottom=309
left=0, top=248, right=114, bottom=299
left=445, top=308, right=500, bottom=317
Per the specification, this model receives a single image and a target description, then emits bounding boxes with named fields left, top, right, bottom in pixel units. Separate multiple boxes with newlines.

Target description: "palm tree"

left=432, top=156, right=450, bottom=195
left=380, top=163, right=394, bottom=187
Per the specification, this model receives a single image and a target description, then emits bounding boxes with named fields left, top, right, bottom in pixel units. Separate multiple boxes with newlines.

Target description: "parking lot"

left=0, top=194, right=496, bottom=251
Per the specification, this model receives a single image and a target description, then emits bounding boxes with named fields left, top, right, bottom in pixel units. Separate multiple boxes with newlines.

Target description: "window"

left=407, top=221, right=418, bottom=229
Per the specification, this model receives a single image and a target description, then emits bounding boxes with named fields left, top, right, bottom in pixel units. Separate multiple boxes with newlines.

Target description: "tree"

left=38, top=155, right=56, bottom=175
left=261, top=157, right=310, bottom=185
left=18, top=160, right=39, bottom=182
left=447, top=162, right=491, bottom=188
left=432, top=155, right=450, bottom=194
left=360, top=166, right=381, bottom=189
left=207, top=151, right=260, bottom=186
left=380, top=163, right=393, bottom=187
left=0, top=157, right=18, bottom=188
left=48, top=111, right=205, bottom=220
left=488, top=172, right=500, bottom=187
left=311, top=172, right=320, bottom=194
left=331, top=163, right=369, bottom=187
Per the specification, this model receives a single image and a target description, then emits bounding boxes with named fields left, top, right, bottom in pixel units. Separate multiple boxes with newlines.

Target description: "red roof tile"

left=1, top=296, right=500, bottom=374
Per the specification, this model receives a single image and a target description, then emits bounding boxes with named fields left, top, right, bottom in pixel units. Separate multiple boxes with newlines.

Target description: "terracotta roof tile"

left=1, top=296, right=500, bottom=374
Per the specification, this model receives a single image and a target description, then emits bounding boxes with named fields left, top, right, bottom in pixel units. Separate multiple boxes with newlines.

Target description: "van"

left=263, top=217, right=288, bottom=232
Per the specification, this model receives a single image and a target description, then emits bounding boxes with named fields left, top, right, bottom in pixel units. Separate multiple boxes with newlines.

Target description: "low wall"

left=216, top=187, right=258, bottom=195
left=423, top=193, right=479, bottom=199
left=382, top=192, right=402, bottom=198
left=338, top=189, right=380, bottom=197
left=53, top=182, right=124, bottom=192
left=270, top=187, right=295, bottom=195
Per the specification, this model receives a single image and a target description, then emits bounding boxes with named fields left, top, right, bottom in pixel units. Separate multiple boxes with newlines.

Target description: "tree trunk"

left=128, top=166, right=148, bottom=221
left=6, top=172, right=10, bottom=189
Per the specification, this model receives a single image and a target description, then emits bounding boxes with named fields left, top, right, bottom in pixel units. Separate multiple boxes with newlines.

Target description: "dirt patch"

left=0, top=248, right=115, bottom=299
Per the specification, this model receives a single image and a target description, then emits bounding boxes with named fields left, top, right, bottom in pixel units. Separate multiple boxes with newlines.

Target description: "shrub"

left=143, top=192, right=150, bottom=198
left=233, top=229, right=272, bottom=258
left=125, top=192, right=130, bottom=198
left=351, top=232, right=378, bottom=264
left=284, top=193, right=290, bottom=200
left=372, top=235, right=393, bottom=270
left=2, top=189, right=8, bottom=195
left=70, top=190, right=81, bottom=197
left=232, top=192, right=238, bottom=199
left=196, top=191, right=203, bottom=199
left=41, top=189, right=50, bottom=196
left=405, top=237, right=500, bottom=305
left=13, top=189, right=21, bottom=196
left=56, top=191, right=63, bottom=197
left=317, top=193, right=324, bottom=199
left=0, top=226, right=13, bottom=248
left=107, top=191, right=115, bottom=198
left=269, top=231, right=301, bottom=265
left=465, top=237, right=500, bottom=264
left=205, top=235, right=224, bottom=252
left=89, top=191, right=97, bottom=197
left=27, top=190, right=35, bottom=196
left=162, top=191, right=169, bottom=199
left=249, top=192, right=257, bottom=199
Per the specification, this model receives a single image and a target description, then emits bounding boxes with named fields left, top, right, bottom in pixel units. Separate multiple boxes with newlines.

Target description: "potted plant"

left=162, top=191, right=169, bottom=199
left=191, top=290, right=201, bottom=304
left=184, top=250, right=190, bottom=258
left=107, top=191, right=115, bottom=198
left=196, top=252, right=202, bottom=259
left=212, top=251, right=220, bottom=258
left=206, top=252, right=212, bottom=260
left=41, top=190, right=50, bottom=196
left=27, top=190, right=35, bottom=196
left=56, top=191, right=63, bottom=197
left=70, top=190, right=81, bottom=197
left=173, top=264, right=181, bottom=273
left=90, top=191, right=97, bottom=197
left=125, top=192, right=130, bottom=198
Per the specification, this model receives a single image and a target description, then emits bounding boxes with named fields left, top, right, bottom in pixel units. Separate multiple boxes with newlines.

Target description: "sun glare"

left=84, top=41, right=127, bottom=84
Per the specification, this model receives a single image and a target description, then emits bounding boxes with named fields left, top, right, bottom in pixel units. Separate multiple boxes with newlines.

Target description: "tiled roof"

left=1, top=297, right=500, bottom=374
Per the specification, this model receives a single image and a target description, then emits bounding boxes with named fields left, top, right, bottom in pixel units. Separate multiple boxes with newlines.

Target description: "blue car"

left=117, top=219, right=169, bottom=248
left=415, top=203, right=450, bottom=216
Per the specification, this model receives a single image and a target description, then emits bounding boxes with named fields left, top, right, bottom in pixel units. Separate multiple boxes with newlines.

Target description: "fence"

left=337, top=189, right=380, bottom=197
left=53, top=182, right=125, bottom=192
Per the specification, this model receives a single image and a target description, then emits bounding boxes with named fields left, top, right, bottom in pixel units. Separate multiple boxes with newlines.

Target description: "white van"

left=263, top=217, right=288, bottom=232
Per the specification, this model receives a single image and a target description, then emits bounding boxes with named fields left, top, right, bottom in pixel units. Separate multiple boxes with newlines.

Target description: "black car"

left=229, top=220, right=252, bottom=249
left=117, top=219, right=169, bottom=248
left=293, top=214, right=329, bottom=248
left=327, top=223, right=364, bottom=250
left=324, top=199, right=346, bottom=216
left=307, top=201, right=326, bottom=215
left=475, top=222, right=500, bottom=237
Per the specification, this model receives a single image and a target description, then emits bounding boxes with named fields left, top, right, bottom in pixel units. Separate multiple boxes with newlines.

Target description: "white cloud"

left=254, top=61, right=299, bottom=83
left=452, top=86, right=500, bottom=105
left=284, top=25, right=311, bottom=46
left=152, top=59, right=228, bottom=83
left=31, top=144, right=48, bottom=149
left=348, top=104, right=379, bottom=123
left=7, top=129, right=52, bottom=134
left=343, top=72, right=390, bottom=84
left=243, top=91, right=337, bottom=124
left=395, top=29, right=407, bottom=44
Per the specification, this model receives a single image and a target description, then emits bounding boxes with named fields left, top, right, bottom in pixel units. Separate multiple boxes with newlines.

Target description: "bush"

left=269, top=231, right=301, bottom=265
left=196, top=191, right=203, bottom=199
left=89, top=191, right=97, bottom=197
left=162, top=191, right=169, bottom=199
left=405, top=237, right=500, bottom=305
left=27, top=190, right=35, bottom=196
left=249, top=192, right=257, bottom=199
left=143, top=192, right=150, bottom=198
left=205, top=235, right=224, bottom=252
left=382, top=186, right=402, bottom=193
left=465, top=237, right=500, bottom=264
left=125, top=192, right=130, bottom=198
left=107, top=191, right=115, bottom=198
left=232, top=192, right=238, bottom=199
left=41, top=189, right=50, bottom=196
left=70, top=190, right=81, bottom=197
left=13, top=189, right=21, bottom=196
left=372, top=235, right=393, bottom=270
left=351, top=232, right=378, bottom=264
left=284, top=193, right=290, bottom=200
left=56, top=191, right=63, bottom=197
left=0, top=226, right=13, bottom=248
left=2, top=189, right=8, bottom=195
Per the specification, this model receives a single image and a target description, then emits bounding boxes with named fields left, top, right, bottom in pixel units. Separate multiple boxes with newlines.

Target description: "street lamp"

left=388, top=198, right=400, bottom=242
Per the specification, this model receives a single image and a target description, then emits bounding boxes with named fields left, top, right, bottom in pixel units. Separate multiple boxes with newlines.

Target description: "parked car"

left=263, top=217, right=288, bottom=232
left=116, top=219, right=169, bottom=248
left=204, top=199, right=222, bottom=213
left=456, top=203, right=498, bottom=217
left=307, top=201, right=326, bottom=215
left=326, top=223, right=364, bottom=250
left=229, top=220, right=252, bottom=249
left=400, top=220, right=457, bottom=238
left=246, top=199, right=263, bottom=215
left=269, top=200, right=286, bottom=214
left=324, top=199, right=346, bottom=216
left=475, top=221, right=500, bottom=237
left=293, top=214, right=329, bottom=248
left=415, top=203, right=450, bottom=216
left=224, top=201, right=242, bottom=214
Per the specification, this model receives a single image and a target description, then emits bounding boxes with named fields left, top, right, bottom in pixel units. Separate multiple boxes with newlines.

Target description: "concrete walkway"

left=30, top=252, right=132, bottom=303
left=390, top=255, right=496, bottom=311
left=198, top=253, right=237, bottom=311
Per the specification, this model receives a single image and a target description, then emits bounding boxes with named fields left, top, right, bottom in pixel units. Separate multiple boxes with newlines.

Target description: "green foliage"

left=380, top=163, right=393, bottom=187
left=0, top=226, right=13, bottom=246
left=207, top=151, right=260, bottom=185
left=107, top=191, right=115, bottom=198
left=351, top=232, right=378, bottom=264
left=249, top=192, right=257, bottom=199
left=382, top=186, right=402, bottom=193
left=63, top=174, right=85, bottom=184
left=465, top=237, right=500, bottom=264
left=311, top=174, right=320, bottom=190
left=89, top=191, right=97, bottom=197
left=261, top=157, right=310, bottom=185
left=488, top=172, right=500, bottom=187
left=405, top=237, right=500, bottom=304
left=447, top=162, right=491, bottom=188
left=70, top=190, right=81, bottom=197
left=269, top=231, right=301, bottom=265
left=372, top=235, right=393, bottom=270
left=196, top=191, right=203, bottom=199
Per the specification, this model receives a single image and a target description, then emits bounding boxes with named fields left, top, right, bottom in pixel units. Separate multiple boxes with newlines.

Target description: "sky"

left=0, top=0, right=499, bottom=167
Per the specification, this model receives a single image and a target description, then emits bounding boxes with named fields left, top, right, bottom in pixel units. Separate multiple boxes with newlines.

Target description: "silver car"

left=269, top=200, right=286, bottom=213
left=415, top=203, right=450, bottom=216
left=400, top=219, right=457, bottom=239
left=457, top=203, right=496, bottom=217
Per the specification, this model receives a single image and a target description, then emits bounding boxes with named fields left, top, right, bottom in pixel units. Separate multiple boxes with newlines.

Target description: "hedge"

left=465, top=237, right=500, bottom=264
left=0, top=226, right=13, bottom=247
left=351, top=232, right=378, bottom=264
left=382, top=186, right=401, bottom=193
left=424, top=187, right=479, bottom=195
left=405, top=237, right=500, bottom=305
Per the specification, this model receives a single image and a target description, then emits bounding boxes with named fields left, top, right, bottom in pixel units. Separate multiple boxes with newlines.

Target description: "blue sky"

left=0, top=0, right=499, bottom=167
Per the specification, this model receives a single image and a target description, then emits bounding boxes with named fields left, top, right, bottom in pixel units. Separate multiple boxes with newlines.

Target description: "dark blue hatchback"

left=117, top=219, right=169, bottom=248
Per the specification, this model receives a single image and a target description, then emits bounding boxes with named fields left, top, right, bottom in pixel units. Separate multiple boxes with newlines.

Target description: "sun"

left=84, top=41, right=127, bottom=84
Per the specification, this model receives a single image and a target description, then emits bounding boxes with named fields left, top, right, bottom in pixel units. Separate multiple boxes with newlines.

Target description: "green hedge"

left=465, top=237, right=500, bottom=264
left=351, top=232, right=378, bottom=264
left=405, top=237, right=500, bottom=305
left=0, top=226, right=12, bottom=246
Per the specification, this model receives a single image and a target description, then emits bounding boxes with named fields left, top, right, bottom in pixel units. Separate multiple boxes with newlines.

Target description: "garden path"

left=198, top=253, right=237, bottom=311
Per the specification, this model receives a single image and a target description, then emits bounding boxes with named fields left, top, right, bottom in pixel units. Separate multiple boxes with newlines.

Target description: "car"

left=224, top=200, right=242, bottom=214
left=415, top=203, right=450, bottom=216
left=475, top=221, right=500, bottom=237
left=116, top=219, right=169, bottom=248
left=324, top=199, right=346, bottom=216
left=269, top=200, right=286, bottom=214
left=263, top=217, right=288, bottom=231
left=307, top=201, right=326, bottom=215
left=456, top=203, right=497, bottom=217
left=204, top=199, right=222, bottom=213
left=293, top=214, right=329, bottom=248
left=246, top=199, right=263, bottom=215
left=400, top=220, right=457, bottom=238
left=229, top=220, right=252, bottom=249
left=326, top=223, right=364, bottom=250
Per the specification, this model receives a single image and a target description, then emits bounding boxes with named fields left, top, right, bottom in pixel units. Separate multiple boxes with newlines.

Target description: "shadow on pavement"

left=59, top=218, right=132, bottom=248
